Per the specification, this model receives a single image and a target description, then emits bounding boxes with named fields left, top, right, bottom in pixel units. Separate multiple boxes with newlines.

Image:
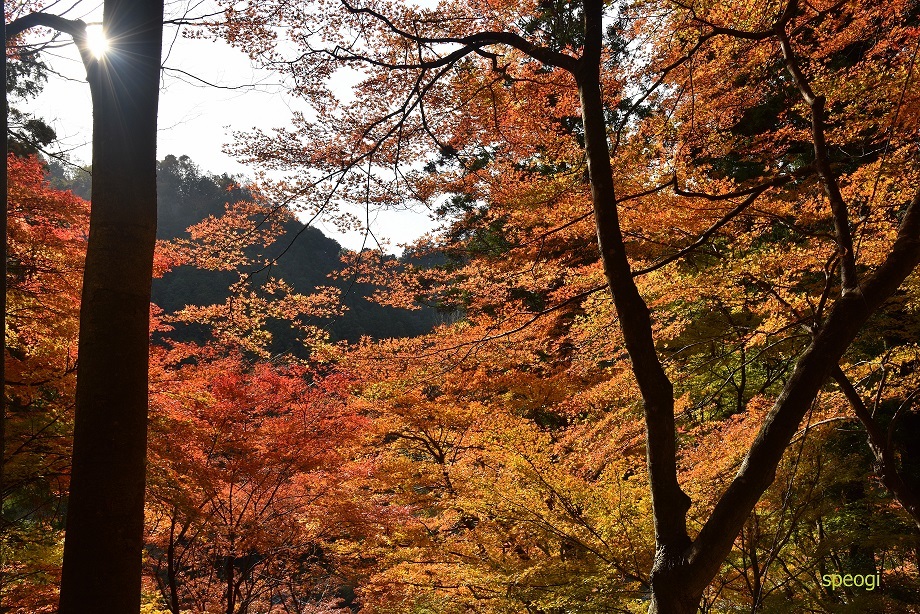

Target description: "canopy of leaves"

left=5, top=0, right=920, bottom=611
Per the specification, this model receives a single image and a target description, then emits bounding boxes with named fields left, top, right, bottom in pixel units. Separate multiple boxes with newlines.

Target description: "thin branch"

left=339, top=0, right=579, bottom=73
left=6, top=11, right=94, bottom=76
left=633, top=188, right=767, bottom=276
left=632, top=172, right=801, bottom=276
left=777, top=27, right=858, bottom=293
left=831, top=365, right=920, bottom=530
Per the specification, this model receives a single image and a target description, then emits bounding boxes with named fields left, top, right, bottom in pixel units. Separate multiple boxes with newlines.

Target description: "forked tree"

left=214, top=0, right=920, bottom=610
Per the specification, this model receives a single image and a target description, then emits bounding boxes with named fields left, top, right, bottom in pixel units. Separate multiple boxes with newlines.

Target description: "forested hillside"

left=51, top=154, right=447, bottom=345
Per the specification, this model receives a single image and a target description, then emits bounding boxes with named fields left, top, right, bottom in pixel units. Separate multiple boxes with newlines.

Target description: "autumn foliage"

left=2, top=155, right=86, bottom=612
left=146, top=344, right=364, bottom=613
left=5, top=0, right=920, bottom=612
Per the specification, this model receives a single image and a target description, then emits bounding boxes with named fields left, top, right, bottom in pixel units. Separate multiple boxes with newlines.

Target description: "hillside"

left=50, top=154, right=446, bottom=345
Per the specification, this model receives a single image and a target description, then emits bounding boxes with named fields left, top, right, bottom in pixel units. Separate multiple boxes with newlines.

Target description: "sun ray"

left=85, top=24, right=108, bottom=58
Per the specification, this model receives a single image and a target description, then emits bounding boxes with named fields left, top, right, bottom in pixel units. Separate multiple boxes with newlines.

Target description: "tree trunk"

left=576, top=2, right=698, bottom=608
left=649, top=590, right=702, bottom=614
left=167, top=511, right=182, bottom=614
left=571, top=1, right=920, bottom=612
left=58, top=1, right=163, bottom=611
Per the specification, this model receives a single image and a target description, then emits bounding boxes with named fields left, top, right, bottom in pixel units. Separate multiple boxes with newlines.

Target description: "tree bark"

left=1, top=0, right=8, bottom=535
left=56, top=1, right=163, bottom=611
left=577, top=0, right=693, bottom=581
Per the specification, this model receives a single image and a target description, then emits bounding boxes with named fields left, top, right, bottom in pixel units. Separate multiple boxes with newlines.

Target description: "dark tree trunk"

left=166, top=511, right=182, bottom=614
left=57, top=1, right=163, bottom=611
left=570, top=1, right=920, bottom=612
left=648, top=591, right=702, bottom=614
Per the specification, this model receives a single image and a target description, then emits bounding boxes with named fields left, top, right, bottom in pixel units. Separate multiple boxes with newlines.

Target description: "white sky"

left=23, top=1, right=440, bottom=254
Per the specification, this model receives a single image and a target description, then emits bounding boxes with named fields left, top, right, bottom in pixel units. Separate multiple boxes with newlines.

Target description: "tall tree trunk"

left=58, top=1, right=163, bottom=611
left=1, top=0, right=8, bottom=530
left=575, top=0, right=697, bottom=608
left=571, top=1, right=920, bottom=612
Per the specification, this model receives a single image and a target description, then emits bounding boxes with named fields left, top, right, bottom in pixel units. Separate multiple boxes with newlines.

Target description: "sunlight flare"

left=85, top=24, right=108, bottom=58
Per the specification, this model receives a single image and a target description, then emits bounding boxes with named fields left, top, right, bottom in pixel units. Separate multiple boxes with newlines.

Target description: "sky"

left=24, top=1, right=441, bottom=254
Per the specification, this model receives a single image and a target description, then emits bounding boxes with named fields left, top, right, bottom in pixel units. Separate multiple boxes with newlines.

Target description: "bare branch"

left=777, top=28, right=858, bottom=294
left=6, top=11, right=94, bottom=75
left=339, top=0, right=579, bottom=73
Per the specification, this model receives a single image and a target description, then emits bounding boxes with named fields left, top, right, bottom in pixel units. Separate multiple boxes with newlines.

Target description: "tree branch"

left=6, top=11, right=93, bottom=75
left=633, top=172, right=801, bottom=277
left=777, top=28, right=858, bottom=294
left=831, top=365, right=920, bottom=530
left=674, top=0, right=797, bottom=41
left=340, top=0, right=579, bottom=73
left=687, top=185, right=920, bottom=591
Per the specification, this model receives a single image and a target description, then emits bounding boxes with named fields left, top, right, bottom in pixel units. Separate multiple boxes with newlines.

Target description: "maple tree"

left=161, top=196, right=345, bottom=357
left=4, top=0, right=920, bottom=610
left=1, top=154, right=86, bottom=613
left=211, top=0, right=920, bottom=610
left=335, top=328, right=654, bottom=613
left=141, top=188, right=380, bottom=612
left=145, top=340, right=364, bottom=614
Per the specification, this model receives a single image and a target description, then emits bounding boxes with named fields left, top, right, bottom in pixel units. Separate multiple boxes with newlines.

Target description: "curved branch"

left=832, top=366, right=920, bottom=530
left=633, top=172, right=802, bottom=276
left=673, top=0, right=797, bottom=41
left=340, top=0, right=579, bottom=73
left=632, top=187, right=768, bottom=277
left=6, top=12, right=93, bottom=75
